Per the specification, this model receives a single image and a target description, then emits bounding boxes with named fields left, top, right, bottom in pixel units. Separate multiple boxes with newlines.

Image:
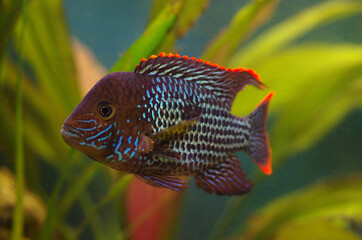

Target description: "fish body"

left=61, top=53, right=273, bottom=195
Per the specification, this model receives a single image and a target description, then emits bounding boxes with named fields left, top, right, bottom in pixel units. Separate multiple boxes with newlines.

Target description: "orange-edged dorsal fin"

left=134, top=52, right=265, bottom=109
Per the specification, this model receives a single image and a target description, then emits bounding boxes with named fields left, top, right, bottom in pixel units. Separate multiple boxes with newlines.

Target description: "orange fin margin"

left=135, top=52, right=263, bottom=84
left=134, top=52, right=266, bottom=110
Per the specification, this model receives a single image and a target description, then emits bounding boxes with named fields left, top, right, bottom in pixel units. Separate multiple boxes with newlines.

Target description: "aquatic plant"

left=0, top=0, right=361, bottom=239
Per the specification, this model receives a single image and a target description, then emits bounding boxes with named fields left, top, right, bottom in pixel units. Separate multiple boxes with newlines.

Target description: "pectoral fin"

left=137, top=134, right=154, bottom=155
left=151, top=116, right=200, bottom=142
left=117, top=116, right=199, bottom=160
left=137, top=134, right=181, bottom=160
left=138, top=117, right=200, bottom=160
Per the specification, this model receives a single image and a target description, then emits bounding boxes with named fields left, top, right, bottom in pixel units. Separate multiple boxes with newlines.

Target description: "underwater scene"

left=0, top=0, right=361, bottom=239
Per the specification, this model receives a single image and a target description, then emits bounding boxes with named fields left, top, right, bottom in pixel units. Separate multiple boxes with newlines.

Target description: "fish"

left=61, top=52, right=274, bottom=195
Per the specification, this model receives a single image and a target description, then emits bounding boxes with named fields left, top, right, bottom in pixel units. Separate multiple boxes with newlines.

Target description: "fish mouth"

left=61, top=124, right=82, bottom=144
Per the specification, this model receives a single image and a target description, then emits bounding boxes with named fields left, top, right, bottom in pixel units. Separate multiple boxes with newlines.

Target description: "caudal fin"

left=246, top=92, right=274, bottom=175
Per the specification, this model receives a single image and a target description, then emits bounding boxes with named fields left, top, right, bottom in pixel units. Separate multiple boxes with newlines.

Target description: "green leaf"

left=148, top=0, right=172, bottom=22
left=110, top=2, right=182, bottom=72
left=202, top=0, right=280, bottom=64
left=274, top=218, right=361, bottom=240
left=238, top=175, right=362, bottom=240
left=0, top=0, right=81, bottom=169
left=12, top=0, right=80, bottom=111
left=0, top=0, right=22, bottom=56
left=174, top=0, right=209, bottom=38
left=230, top=0, right=362, bottom=67
left=12, top=0, right=27, bottom=237
left=1, top=62, right=72, bottom=167
left=152, top=0, right=210, bottom=52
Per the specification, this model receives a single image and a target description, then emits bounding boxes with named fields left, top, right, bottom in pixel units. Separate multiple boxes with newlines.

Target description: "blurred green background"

left=0, top=0, right=361, bottom=239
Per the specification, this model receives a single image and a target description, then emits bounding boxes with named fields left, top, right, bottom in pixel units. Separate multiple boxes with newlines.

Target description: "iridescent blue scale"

left=132, top=72, right=247, bottom=175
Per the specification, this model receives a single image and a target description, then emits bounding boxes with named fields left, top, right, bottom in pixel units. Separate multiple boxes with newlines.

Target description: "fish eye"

left=98, top=102, right=115, bottom=120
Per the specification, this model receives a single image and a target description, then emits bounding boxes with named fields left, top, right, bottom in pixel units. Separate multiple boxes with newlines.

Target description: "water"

left=0, top=0, right=361, bottom=239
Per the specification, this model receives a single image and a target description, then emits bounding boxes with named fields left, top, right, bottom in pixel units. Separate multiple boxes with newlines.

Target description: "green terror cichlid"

left=61, top=52, right=274, bottom=195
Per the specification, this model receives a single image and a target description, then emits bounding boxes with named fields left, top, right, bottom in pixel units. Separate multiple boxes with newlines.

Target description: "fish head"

left=61, top=72, right=125, bottom=161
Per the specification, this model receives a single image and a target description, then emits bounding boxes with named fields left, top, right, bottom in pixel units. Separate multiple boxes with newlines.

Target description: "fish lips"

left=61, top=124, right=83, bottom=146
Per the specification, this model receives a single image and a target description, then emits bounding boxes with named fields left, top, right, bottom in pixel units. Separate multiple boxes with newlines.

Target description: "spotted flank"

left=61, top=52, right=274, bottom=196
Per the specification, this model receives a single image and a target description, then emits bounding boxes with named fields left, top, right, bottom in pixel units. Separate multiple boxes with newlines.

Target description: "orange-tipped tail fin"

left=246, top=92, right=274, bottom=175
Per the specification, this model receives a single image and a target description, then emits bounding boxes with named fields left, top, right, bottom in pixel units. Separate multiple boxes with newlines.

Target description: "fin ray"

left=136, top=174, right=187, bottom=192
left=194, top=154, right=253, bottom=195
left=135, top=52, right=265, bottom=109
left=151, top=116, right=200, bottom=142
left=150, top=117, right=200, bottom=161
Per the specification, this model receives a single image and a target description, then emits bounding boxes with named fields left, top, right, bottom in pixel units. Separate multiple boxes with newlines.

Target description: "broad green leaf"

left=232, top=44, right=362, bottom=115
left=110, top=2, right=182, bottom=72
left=238, top=175, right=362, bottom=240
left=202, top=0, right=280, bottom=64
left=275, top=218, right=360, bottom=240
left=230, top=0, right=362, bottom=67
left=148, top=0, right=172, bottom=22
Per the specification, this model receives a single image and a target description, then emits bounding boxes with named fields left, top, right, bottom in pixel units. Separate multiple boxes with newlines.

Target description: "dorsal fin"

left=134, top=52, right=266, bottom=106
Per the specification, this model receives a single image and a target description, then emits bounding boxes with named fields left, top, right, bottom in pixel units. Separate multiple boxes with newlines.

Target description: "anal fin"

left=194, top=154, right=252, bottom=195
left=136, top=174, right=187, bottom=192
